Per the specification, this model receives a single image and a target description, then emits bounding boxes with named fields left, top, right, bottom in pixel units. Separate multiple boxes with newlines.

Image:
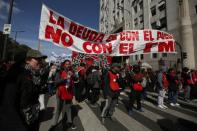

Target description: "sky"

left=0, top=0, right=100, bottom=56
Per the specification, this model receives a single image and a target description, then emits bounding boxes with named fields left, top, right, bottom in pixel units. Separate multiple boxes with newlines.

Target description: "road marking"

left=121, top=92, right=197, bottom=124
left=114, top=108, right=151, bottom=131
left=78, top=102, right=108, bottom=131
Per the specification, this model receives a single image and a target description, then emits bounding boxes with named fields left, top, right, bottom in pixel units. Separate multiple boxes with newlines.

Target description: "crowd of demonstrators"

left=1, top=51, right=197, bottom=131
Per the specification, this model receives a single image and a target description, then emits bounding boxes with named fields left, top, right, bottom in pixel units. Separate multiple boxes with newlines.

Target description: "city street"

left=1, top=0, right=197, bottom=131
left=39, top=90, right=197, bottom=131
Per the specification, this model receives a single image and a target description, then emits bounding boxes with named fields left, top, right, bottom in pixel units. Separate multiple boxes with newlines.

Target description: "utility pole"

left=2, top=0, right=14, bottom=60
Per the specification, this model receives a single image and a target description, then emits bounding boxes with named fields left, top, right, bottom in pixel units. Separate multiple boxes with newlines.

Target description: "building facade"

left=99, top=0, right=197, bottom=70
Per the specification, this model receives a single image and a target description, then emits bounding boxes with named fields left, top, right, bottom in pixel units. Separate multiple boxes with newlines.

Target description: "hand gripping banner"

left=39, top=4, right=176, bottom=56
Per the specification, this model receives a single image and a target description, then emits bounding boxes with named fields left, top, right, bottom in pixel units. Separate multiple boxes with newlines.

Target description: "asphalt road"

left=39, top=91, right=197, bottom=131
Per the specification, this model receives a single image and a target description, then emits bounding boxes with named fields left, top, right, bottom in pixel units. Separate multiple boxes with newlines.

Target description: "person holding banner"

left=101, top=63, right=121, bottom=124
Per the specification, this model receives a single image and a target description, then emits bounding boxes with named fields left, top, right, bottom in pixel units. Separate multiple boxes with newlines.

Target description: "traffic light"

left=182, top=52, right=187, bottom=59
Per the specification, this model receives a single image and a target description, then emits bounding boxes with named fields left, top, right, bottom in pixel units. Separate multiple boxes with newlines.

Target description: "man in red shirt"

left=101, top=63, right=121, bottom=124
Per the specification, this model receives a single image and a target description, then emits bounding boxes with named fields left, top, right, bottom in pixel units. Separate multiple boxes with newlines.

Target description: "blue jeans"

left=141, top=88, right=147, bottom=100
left=48, top=83, right=54, bottom=95
left=168, top=90, right=178, bottom=104
left=185, top=85, right=191, bottom=99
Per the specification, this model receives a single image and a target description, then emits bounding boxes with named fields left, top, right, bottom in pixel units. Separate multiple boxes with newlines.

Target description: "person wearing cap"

left=27, top=50, right=48, bottom=112
left=0, top=49, right=47, bottom=131
left=101, top=63, right=121, bottom=124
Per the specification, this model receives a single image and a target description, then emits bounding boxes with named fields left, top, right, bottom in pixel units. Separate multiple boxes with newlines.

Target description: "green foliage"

left=0, top=31, right=32, bottom=61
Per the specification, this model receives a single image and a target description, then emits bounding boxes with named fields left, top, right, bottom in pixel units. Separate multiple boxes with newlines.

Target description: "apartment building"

left=99, top=0, right=197, bottom=70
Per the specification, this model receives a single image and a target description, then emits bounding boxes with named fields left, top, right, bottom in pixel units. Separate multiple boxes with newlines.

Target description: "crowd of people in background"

left=0, top=51, right=197, bottom=131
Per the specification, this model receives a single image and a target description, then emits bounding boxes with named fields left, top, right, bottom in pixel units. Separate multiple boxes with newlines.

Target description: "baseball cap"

left=26, top=49, right=47, bottom=59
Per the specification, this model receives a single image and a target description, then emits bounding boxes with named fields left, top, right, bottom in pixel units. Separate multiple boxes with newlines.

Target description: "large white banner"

left=39, top=4, right=176, bottom=56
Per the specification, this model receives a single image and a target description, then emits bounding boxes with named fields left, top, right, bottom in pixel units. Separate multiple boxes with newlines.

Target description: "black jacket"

left=0, top=63, right=40, bottom=131
left=167, top=73, right=179, bottom=91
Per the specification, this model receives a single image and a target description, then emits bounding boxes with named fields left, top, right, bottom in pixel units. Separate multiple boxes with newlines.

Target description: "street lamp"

left=156, top=25, right=183, bottom=69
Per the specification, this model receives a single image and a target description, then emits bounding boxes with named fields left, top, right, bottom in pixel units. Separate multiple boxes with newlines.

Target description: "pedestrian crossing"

left=39, top=92, right=197, bottom=131
left=78, top=102, right=107, bottom=131
left=120, top=92, right=197, bottom=124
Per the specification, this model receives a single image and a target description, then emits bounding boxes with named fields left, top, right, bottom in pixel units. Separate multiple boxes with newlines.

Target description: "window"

left=151, top=22, right=157, bottom=29
left=117, top=11, right=119, bottom=16
left=162, top=53, right=167, bottom=58
left=140, top=54, right=144, bottom=60
left=152, top=53, right=157, bottom=59
left=139, top=15, right=143, bottom=23
left=134, top=6, right=137, bottom=13
left=195, top=5, right=197, bottom=14
left=134, top=18, right=138, bottom=27
left=117, top=3, right=120, bottom=7
left=139, top=1, right=143, bottom=10
left=151, top=6, right=156, bottom=16
left=135, top=55, right=138, bottom=61
left=158, top=3, right=165, bottom=11
left=160, top=17, right=167, bottom=28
